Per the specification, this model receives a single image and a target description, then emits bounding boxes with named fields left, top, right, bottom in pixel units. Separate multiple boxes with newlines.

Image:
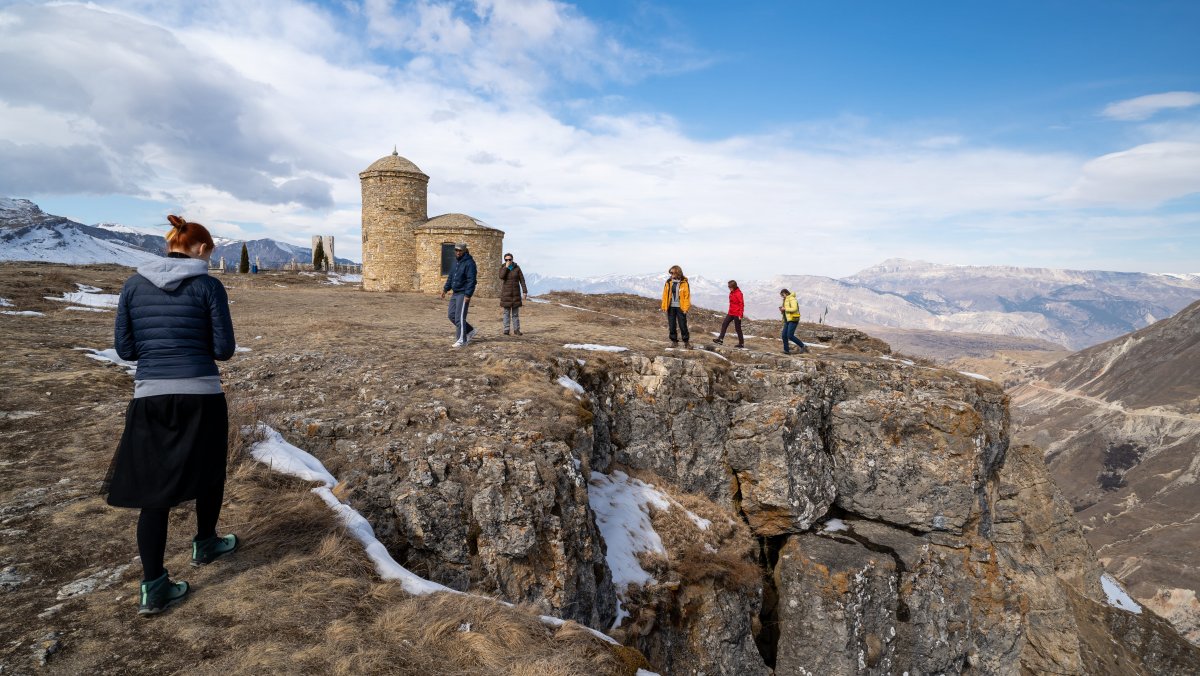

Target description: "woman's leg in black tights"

left=194, top=484, right=224, bottom=541
left=137, top=507, right=170, bottom=581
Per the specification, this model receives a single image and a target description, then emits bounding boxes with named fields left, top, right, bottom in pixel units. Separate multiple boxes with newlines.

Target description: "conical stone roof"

left=361, top=149, right=427, bottom=176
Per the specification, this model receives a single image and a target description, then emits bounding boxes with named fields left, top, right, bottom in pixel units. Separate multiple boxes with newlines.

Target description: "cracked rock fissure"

left=753, top=533, right=788, bottom=669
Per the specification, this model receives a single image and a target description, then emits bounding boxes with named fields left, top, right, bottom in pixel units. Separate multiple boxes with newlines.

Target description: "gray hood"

left=137, top=256, right=210, bottom=291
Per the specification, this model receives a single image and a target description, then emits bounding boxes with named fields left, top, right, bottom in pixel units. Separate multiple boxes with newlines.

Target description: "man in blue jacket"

left=440, top=242, right=477, bottom=347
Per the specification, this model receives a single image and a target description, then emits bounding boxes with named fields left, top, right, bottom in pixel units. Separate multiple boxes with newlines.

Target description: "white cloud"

left=1102, top=91, right=1200, bottom=121
left=1059, top=142, right=1200, bottom=206
left=0, top=1, right=1196, bottom=279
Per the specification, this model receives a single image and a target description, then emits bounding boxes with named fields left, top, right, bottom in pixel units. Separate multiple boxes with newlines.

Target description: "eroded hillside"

left=1012, top=300, right=1200, bottom=645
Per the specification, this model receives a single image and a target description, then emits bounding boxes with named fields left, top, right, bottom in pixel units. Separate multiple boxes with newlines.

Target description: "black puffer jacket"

left=114, top=255, right=235, bottom=380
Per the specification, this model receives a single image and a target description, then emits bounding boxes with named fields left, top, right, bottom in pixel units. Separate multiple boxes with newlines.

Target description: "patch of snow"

left=1101, top=573, right=1142, bottom=614
left=589, top=468, right=711, bottom=630
left=589, top=470, right=668, bottom=606
left=564, top=343, right=628, bottom=352
left=527, top=297, right=550, bottom=304
left=556, top=375, right=585, bottom=395
left=77, top=347, right=136, bottom=375
left=248, top=425, right=338, bottom=486
left=882, top=356, right=916, bottom=366
left=683, top=508, right=712, bottom=531
left=823, top=518, right=850, bottom=533
left=45, top=283, right=119, bottom=309
left=235, top=346, right=252, bottom=353
left=958, top=371, right=992, bottom=381
left=65, top=306, right=110, bottom=312
left=806, top=342, right=830, bottom=349
left=2, top=310, right=44, bottom=317
left=612, top=600, right=630, bottom=628
left=0, top=297, right=10, bottom=306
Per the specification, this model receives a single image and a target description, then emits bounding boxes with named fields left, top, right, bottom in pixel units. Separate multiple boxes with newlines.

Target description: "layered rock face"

left=276, top=330, right=1199, bottom=674
left=569, top=350, right=1200, bottom=674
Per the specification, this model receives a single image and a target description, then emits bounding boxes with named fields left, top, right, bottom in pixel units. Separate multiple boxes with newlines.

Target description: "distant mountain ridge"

left=0, top=198, right=353, bottom=269
left=528, top=260, right=1200, bottom=350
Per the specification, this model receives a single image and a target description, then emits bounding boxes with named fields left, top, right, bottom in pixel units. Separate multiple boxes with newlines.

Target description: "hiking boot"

left=192, top=533, right=238, bottom=567
left=513, top=330, right=523, bottom=336
left=671, top=340, right=679, bottom=347
left=684, top=341, right=692, bottom=350
left=466, top=329, right=477, bottom=344
left=798, top=346, right=810, bottom=354
left=138, top=570, right=189, bottom=616
left=452, top=339, right=464, bottom=348
left=503, top=329, right=510, bottom=336
left=736, top=344, right=746, bottom=349
left=712, top=338, right=723, bottom=345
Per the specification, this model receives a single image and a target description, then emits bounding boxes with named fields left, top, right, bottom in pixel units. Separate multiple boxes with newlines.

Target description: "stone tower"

left=359, top=149, right=429, bottom=291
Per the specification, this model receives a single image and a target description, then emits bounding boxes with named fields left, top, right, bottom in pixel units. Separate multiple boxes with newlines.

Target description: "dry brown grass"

left=620, top=468, right=760, bottom=595
left=46, top=434, right=639, bottom=675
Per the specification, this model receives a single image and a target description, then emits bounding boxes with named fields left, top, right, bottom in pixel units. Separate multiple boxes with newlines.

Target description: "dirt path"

left=1015, top=382, right=1200, bottom=424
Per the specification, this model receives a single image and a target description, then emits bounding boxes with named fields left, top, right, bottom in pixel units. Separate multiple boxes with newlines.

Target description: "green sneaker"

left=138, top=571, right=189, bottom=616
left=191, top=533, right=238, bottom=566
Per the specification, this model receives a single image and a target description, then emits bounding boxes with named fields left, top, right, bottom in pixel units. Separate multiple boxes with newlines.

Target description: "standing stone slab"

left=830, top=390, right=985, bottom=533
left=725, top=398, right=836, bottom=535
left=775, top=534, right=900, bottom=675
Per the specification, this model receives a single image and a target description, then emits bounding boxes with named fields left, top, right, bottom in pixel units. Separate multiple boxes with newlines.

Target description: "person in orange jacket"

left=660, top=265, right=691, bottom=348
left=713, top=280, right=745, bottom=348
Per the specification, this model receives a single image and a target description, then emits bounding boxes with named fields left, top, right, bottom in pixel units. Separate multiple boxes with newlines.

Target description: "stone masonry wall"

left=415, top=229, right=504, bottom=298
left=361, top=171, right=427, bottom=291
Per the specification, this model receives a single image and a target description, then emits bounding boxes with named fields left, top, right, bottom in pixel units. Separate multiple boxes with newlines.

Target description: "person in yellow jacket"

left=660, top=265, right=691, bottom=348
left=778, top=288, right=808, bottom=354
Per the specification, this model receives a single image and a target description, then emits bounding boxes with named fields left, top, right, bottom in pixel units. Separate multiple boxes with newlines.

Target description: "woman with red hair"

left=107, top=214, right=238, bottom=616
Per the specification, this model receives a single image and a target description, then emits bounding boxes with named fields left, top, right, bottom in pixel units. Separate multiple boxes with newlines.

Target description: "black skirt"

left=105, top=393, right=228, bottom=509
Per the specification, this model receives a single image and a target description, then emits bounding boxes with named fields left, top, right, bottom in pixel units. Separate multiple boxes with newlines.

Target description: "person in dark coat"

left=712, top=280, right=745, bottom=348
left=499, top=252, right=528, bottom=336
left=440, top=242, right=477, bottom=347
left=108, top=214, right=239, bottom=616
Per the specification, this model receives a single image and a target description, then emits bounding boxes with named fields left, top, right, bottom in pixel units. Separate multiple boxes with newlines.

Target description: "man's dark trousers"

left=449, top=292, right=474, bottom=341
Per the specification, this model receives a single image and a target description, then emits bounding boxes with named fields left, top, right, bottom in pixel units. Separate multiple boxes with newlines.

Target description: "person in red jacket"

left=712, top=280, right=745, bottom=348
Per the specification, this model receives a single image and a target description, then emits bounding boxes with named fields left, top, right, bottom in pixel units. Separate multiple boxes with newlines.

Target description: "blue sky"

left=2, top=0, right=1198, bottom=278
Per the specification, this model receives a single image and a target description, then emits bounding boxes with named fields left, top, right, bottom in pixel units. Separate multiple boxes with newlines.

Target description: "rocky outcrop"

left=286, top=360, right=619, bottom=630
left=267, top=319, right=1200, bottom=674
left=568, top=347, right=1200, bottom=674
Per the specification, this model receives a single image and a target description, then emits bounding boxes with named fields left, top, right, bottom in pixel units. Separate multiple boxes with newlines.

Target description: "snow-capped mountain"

left=846, top=259, right=1200, bottom=349
left=0, top=198, right=162, bottom=266
left=0, top=198, right=354, bottom=269
left=528, top=260, right=1200, bottom=350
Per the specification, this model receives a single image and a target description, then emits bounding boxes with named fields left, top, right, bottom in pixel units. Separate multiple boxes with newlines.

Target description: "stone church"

left=360, top=150, right=504, bottom=296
